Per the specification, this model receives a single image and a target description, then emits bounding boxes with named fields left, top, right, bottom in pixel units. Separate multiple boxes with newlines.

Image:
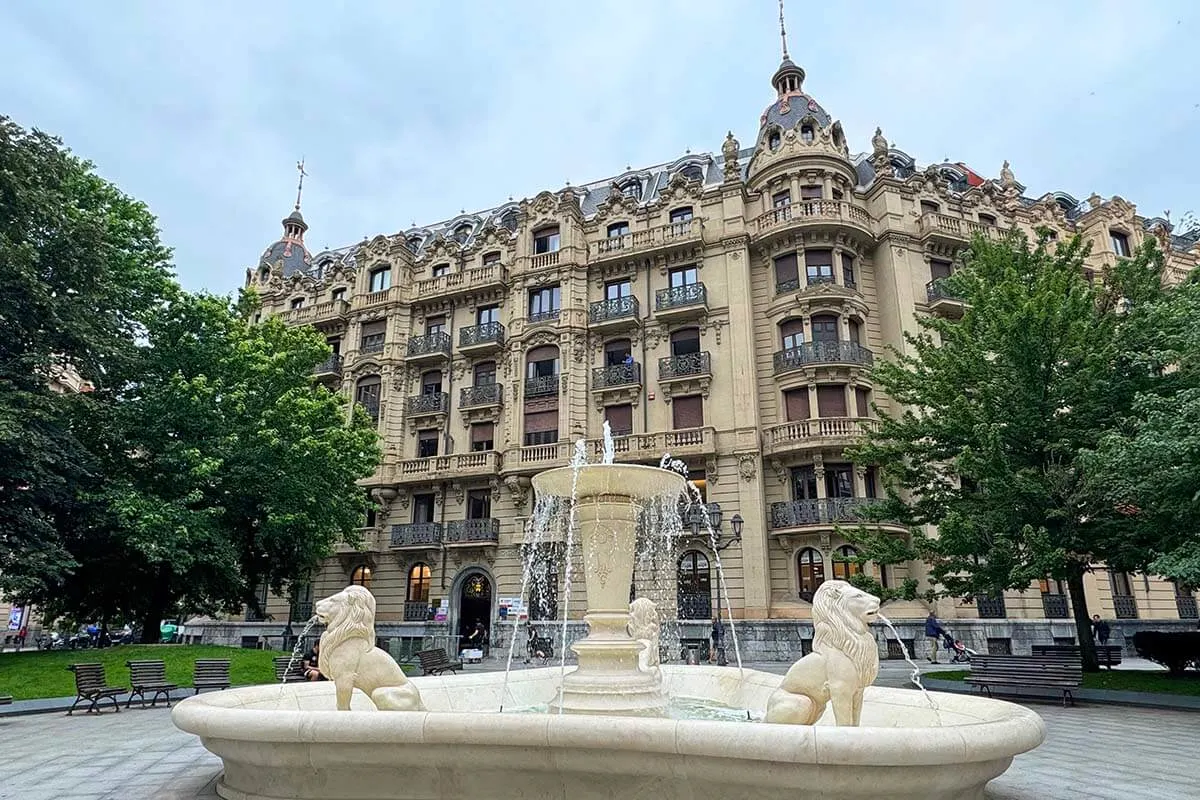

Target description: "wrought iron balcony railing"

left=407, top=392, right=449, bottom=415
left=976, top=596, right=1007, bottom=619
left=659, top=351, right=711, bottom=380
left=1041, top=593, right=1069, bottom=619
left=389, top=522, right=443, bottom=548
left=1113, top=594, right=1138, bottom=619
left=768, top=497, right=884, bottom=529
left=528, top=309, right=561, bottom=325
left=772, top=341, right=874, bottom=373
left=403, top=601, right=430, bottom=621
left=677, top=590, right=712, bottom=620
left=655, top=283, right=707, bottom=312
left=444, top=518, right=500, bottom=545
left=312, top=353, right=343, bottom=375
left=460, top=383, right=502, bottom=407
left=592, top=362, right=641, bottom=389
left=589, top=296, right=639, bottom=324
left=926, top=279, right=962, bottom=303
left=459, top=321, right=505, bottom=349
left=524, top=374, right=559, bottom=397
left=407, top=331, right=451, bottom=358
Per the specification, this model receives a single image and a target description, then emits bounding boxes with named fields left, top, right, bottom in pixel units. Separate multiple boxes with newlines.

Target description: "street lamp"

left=711, top=514, right=744, bottom=667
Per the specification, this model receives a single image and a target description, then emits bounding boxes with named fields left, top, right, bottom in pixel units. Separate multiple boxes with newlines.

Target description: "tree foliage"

left=849, top=231, right=1175, bottom=670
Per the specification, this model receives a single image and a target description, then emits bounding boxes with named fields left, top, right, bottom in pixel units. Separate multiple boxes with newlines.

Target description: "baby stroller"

left=941, top=631, right=975, bottom=664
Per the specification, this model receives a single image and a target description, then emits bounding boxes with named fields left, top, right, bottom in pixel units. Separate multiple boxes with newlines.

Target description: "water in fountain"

left=498, top=495, right=559, bottom=711
left=278, top=617, right=319, bottom=697
left=632, top=494, right=683, bottom=660
left=554, top=439, right=588, bottom=714
left=600, top=419, right=616, bottom=465
left=876, top=612, right=941, bottom=721
left=659, top=453, right=744, bottom=674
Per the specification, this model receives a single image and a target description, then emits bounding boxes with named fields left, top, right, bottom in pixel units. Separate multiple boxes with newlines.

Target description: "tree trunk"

left=1066, top=569, right=1099, bottom=672
left=138, top=564, right=172, bottom=644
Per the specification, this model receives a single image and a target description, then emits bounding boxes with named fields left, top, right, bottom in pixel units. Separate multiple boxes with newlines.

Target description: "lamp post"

left=711, top=513, right=744, bottom=667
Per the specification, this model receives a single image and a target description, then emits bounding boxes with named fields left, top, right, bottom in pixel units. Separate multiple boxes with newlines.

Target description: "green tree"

left=0, top=117, right=174, bottom=600
left=48, top=292, right=381, bottom=640
left=850, top=232, right=1171, bottom=671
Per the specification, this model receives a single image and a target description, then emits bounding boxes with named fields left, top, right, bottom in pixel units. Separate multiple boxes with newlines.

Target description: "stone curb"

left=921, top=677, right=1200, bottom=711
left=0, top=687, right=202, bottom=718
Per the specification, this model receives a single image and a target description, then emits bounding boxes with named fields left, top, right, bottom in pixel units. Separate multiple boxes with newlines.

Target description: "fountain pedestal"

left=533, top=464, right=685, bottom=717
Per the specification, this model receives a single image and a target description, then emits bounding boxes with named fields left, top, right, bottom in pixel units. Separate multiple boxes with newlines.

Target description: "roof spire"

left=294, top=158, right=307, bottom=211
left=779, top=0, right=788, bottom=60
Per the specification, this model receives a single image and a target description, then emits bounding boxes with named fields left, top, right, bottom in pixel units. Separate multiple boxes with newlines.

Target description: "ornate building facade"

left=215, top=50, right=1200, bottom=660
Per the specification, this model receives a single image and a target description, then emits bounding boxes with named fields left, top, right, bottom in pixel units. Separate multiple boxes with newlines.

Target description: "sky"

left=1, top=1, right=1196, bottom=294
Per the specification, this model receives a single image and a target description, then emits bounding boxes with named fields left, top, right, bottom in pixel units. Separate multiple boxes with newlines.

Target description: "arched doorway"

left=456, top=570, right=493, bottom=647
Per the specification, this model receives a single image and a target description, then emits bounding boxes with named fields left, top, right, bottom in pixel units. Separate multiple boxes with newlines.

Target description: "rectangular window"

left=412, top=494, right=435, bottom=524
left=824, top=464, right=854, bottom=498
left=805, top=250, right=834, bottom=283
left=604, top=404, right=634, bottom=436
left=920, top=200, right=940, bottom=215
left=841, top=253, right=855, bottom=287
left=863, top=467, right=878, bottom=499
left=810, top=315, right=838, bottom=343
left=355, top=380, right=381, bottom=422
left=360, top=320, right=386, bottom=352
left=466, top=490, right=492, bottom=520
left=855, top=387, right=871, bottom=417
left=473, top=362, right=496, bottom=385
left=800, top=185, right=823, bottom=200
left=327, top=338, right=341, bottom=356
left=607, top=221, right=630, bottom=238
left=832, top=187, right=844, bottom=200
left=470, top=422, right=494, bottom=451
left=417, top=429, right=439, bottom=458
left=604, top=340, right=631, bottom=366
left=784, top=388, right=810, bottom=421
left=671, top=395, right=704, bottom=429
left=529, top=286, right=561, bottom=316
left=331, top=288, right=347, bottom=302
left=290, top=298, right=305, bottom=310
left=421, top=370, right=443, bottom=395
left=780, top=319, right=805, bottom=351
left=772, top=190, right=791, bottom=208
left=774, top=253, right=799, bottom=292
left=816, top=385, right=847, bottom=417
left=431, top=263, right=450, bottom=277
left=605, top=279, right=632, bottom=300
left=425, top=316, right=446, bottom=336
left=369, top=268, right=391, bottom=292
left=791, top=466, right=818, bottom=500
left=930, top=259, right=953, bottom=281
left=1110, top=231, right=1130, bottom=257
left=668, top=266, right=699, bottom=288
left=364, top=488, right=377, bottom=528
left=477, top=304, right=500, bottom=325
left=533, top=226, right=560, bottom=254
left=669, top=207, right=693, bottom=223
left=669, top=329, right=701, bottom=356
left=482, top=251, right=502, bottom=266
left=978, top=213, right=997, bottom=227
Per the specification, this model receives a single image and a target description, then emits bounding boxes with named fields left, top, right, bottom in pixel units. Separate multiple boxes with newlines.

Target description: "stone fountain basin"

left=173, top=665, right=1044, bottom=800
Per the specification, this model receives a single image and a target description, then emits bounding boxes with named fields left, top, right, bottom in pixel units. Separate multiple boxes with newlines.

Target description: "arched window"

left=669, top=327, right=700, bottom=357
left=678, top=165, right=704, bottom=182
left=832, top=545, right=862, bottom=580
left=351, top=565, right=373, bottom=588
left=453, top=223, right=472, bottom=244
left=768, top=130, right=782, bottom=151
left=619, top=180, right=641, bottom=200
left=677, top=551, right=712, bottom=620
left=797, top=548, right=825, bottom=602
left=499, top=209, right=519, bottom=232
left=406, top=563, right=431, bottom=603
left=525, top=345, right=559, bottom=379
left=800, top=124, right=814, bottom=143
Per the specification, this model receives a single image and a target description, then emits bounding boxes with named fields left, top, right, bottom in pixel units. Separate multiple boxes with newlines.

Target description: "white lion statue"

left=314, top=585, right=425, bottom=712
left=629, top=597, right=661, bottom=679
left=764, top=580, right=880, bottom=727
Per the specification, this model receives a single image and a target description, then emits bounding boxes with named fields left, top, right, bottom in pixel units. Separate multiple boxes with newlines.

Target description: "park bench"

left=966, top=654, right=1082, bottom=707
left=417, top=647, right=462, bottom=676
left=192, top=659, right=231, bottom=694
left=0, top=694, right=12, bottom=706
left=125, top=659, right=178, bottom=709
left=274, top=656, right=307, bottom=683
left=1030, top=644, right=1123, bottom=669
left=66, top=663, right=125, bottom=715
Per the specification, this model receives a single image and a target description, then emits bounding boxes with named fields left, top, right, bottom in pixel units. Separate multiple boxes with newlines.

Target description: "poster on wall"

left=434, top=599, right=448, bottom=622
left=7, top=607, right=22, bottom=630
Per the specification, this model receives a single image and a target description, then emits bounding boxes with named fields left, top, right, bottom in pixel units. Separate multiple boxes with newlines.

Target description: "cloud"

left=1, top=0, right=1195, bottom=292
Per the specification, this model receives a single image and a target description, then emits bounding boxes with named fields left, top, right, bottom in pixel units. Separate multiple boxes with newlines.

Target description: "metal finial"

left=295, top=159, right=308, bottom=210
left=779, top=0, right=788, bottom=60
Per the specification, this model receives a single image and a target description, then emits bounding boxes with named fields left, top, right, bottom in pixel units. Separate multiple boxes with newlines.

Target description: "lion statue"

left=764, top=580, right=880, bottom=727
left=628, top=597, right=661, bottom=679
left=314, top=585, right=425, bottom=712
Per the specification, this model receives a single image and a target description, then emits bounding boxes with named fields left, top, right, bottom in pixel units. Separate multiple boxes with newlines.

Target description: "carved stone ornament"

left=505, top=475, right=531, bottom=509
left=999, top=160, right=1016, bottom=189
left=738, top=453, right=758, bottom=482
left=871, top=127, right=888, bottom=158
left=722, top=131, right=741, bottom=182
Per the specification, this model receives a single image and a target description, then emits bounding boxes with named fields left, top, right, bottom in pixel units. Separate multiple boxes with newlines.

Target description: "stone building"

left=211, top=44, right=1200, bottom=660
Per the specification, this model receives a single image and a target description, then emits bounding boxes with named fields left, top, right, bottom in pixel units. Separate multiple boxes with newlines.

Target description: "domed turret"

left=258, top=162, right=313, bottom=278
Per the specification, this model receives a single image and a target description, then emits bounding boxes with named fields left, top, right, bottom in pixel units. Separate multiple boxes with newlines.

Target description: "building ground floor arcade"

left=191, top=442, right=1200, bottom=661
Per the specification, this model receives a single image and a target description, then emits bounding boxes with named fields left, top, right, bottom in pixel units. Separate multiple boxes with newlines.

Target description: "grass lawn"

left=933, top=668, right=1200, bottom=697
left=0, top=644, right=278, bottom=701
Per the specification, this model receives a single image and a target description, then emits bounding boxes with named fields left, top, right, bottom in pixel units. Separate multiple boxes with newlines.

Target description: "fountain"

left=172, top=451, right=1045, bottom=800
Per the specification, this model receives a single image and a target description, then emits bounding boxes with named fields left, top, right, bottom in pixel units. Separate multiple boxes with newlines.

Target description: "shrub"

left=1132, top=631, right=1200, bottom=675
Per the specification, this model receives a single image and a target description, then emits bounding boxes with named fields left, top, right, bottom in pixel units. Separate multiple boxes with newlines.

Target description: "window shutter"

left=604, top=404, right=633, bottom=434
left=804, top=249, right=833, bottom=269
left=527, top=345, right=558, bottom=362
left=855, top=388, right=870, bottom=417
left=773, top=253, right=799, bottom=286
left=524, top=410, right=558, bottom=433
left=470, top=422, right=494, bottom=444
left=930, top=260, right=953, bottom=280
left=361, top=320, right=386, bottom=337
left=816, top=385, right=847, bottom=417
left=671, top=395, right=704, bottom=428
left=784, top=389, right=810, bottom=421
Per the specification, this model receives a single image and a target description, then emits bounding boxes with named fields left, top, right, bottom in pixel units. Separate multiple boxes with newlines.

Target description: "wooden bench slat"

left=274, top=656, right=308, bottom=683
left=192, top=658, right=231, bottom=694
left=417, top=648, right=463, bottom=675
left=124, top=659, right=178, bottom=709
left=968, top=654, right=1082, bottom=706
left=67, top=663, right=125, bottom=715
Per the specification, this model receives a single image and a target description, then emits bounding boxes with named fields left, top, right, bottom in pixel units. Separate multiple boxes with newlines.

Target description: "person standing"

left=1091, top=615, right=1111, bottom=646
left=925, top=611, right=947, bottom=664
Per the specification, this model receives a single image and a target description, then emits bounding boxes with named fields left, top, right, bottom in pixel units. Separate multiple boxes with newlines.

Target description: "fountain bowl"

left=530, top=461, right=687, bottom=501
left=172, top=665, right=1045, bottom=800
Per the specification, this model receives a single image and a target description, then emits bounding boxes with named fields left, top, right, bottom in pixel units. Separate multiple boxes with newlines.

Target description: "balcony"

left=395, top=451, right=501, bottom=484
left=773, top=342, right=874, bottom=375
left=460, top=383, right=502, bottom=409
left=588, top=296, right=640, bottom=331
left=762, top=417, right=879, bottom=457
left=407, top=392, right=449, bottom=422
left=752, top=200, right=873, bottom=242
left=403, top=601, right=430, bottom=622
left=530, top=251, right=560, bottom=270
left=286, top=298, right=350, bottom=327
left=768, top=497, right=895, bottom=531
left=527, top=308, right=561, bottom=326
left=458, top=321, right=505, bottom=355
left=312, top=353, right=343, bottom=379
left=918, top=212, right=1004, bottom=245
left=587, top=426, right=716, bottom=463
left=1041, top=593, right=1070, bottom=619
left=590, top=219, right=703, bottom=263
left=390, top=522, right=442, bottom=549
left=1112, top=594, right=1138, bottom=619
left=353, top=286, right=402, bottom=311
left=654, top=283, right=707, bottom=321
left=659, top=352, right=711, bottom=382
left=506, top=441, right=569, bottom=472
left=592, top=362, right=641, bottom=390
left=926, top=280, right=966, bottom=317
left=444, top=518, right=501, bottom=547
left=359, top=334, right=385, bottom=355
left=524, top=374, right=559, bottom=398
left=414, top=263, right=507, bottom=301
left=406, top=331, right=451, bottom=362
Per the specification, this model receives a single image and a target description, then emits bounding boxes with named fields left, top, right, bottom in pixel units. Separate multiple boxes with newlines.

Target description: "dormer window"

left=669, top=207, right=693, bottom=224
left=499, top=209, right=519, bottom=231
left=482, top=251, right=501, bottom=266
left=331, top=288, right=347, bottom=303
left=620, top=181, right=641, bottom=200
left=407, top=235, right=423, bottom=252
left=533, top=226, right=560, bottom=254
left=432, top=263, right=450, bottom=278
left=768, top=131, right=782, bottom=151
left=800, top=125, right=814, bottom=143
left=678, top=165, right=704, bottom=182
left=607, top=221, right=630, bottom=238
left=1110, top=230, right=1131, bottom=257
left=453, top=224, right=472, bottom=244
